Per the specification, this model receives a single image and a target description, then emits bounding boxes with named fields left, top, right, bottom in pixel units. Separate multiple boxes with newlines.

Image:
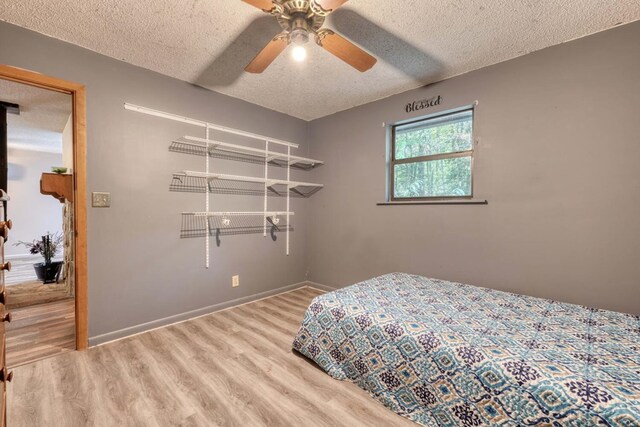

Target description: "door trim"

left=0, top=64, right=88, bottom=350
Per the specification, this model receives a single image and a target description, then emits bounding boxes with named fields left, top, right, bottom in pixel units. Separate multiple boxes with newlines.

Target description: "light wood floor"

left=5, top=255, right=63, bottom=285
left=8, top=287, right=415, bottom=426
left=4, top=255, right=39, bottom=285
left=6, top=298, right=76, bottom=368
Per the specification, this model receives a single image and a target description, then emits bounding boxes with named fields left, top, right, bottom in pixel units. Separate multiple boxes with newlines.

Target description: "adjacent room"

left=0, top=0, right=638, bottom=426
left=1, top=79, right=76, bottom=369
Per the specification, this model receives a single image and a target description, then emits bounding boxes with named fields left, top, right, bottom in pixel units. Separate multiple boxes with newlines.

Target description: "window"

left=390, top=109, right=474, bottom=200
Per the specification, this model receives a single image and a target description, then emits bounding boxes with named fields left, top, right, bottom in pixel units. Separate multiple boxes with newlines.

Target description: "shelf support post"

left=264, top=140, right=269, bottom=237
left=205, top=125, right=210, bottom=269
left=286, top=146, right=291, bottom=256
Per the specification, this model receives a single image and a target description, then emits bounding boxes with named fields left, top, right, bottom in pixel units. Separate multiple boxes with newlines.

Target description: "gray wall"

left=1, top=18, right=638, bottom=346
left=7, top=148, right=63, bottom=257
left=306, top=22, right=640, bottom=315
left=0, top=22, right=312, bottom=343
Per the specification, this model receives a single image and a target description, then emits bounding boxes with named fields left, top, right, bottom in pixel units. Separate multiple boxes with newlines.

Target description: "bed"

left=292, top=273, right=640, bottom=426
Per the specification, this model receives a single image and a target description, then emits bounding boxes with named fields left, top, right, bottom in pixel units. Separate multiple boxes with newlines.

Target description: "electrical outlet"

left=92, top=192, right=111, bottom=208
left=232, top=275, right=240, bottom=288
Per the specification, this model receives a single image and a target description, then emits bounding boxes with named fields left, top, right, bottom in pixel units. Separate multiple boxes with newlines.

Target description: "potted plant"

left=14, top=232, right=64, bottom=284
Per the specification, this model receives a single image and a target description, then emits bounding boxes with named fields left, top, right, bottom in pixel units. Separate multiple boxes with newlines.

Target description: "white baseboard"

left=89, top=281, right=313, bottom=347
left=306, top=281, right=336, bottom=292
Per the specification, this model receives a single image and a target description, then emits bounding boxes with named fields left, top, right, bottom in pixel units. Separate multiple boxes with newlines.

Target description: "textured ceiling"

left=1, top=1, right=639, bottom=120
left=0, top=79, right=71, bottom=153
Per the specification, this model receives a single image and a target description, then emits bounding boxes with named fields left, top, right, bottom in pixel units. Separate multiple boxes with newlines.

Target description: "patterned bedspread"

left=293, top=273, right=640, bottom=426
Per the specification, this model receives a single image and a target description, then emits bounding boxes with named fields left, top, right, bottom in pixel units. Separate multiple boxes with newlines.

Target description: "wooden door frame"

left=0, top=64, right=88, bottom=350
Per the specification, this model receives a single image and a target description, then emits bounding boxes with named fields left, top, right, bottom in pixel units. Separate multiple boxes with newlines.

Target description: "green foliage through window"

left=391, top=109, right=473, bottom=199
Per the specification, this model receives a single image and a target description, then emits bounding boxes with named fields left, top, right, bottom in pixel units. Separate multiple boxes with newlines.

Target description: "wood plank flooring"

left=7, top=287, right=415, bottom=426
left=7, top=281, right=71, bottom=309
left=6, top=298, right=75, bottom=368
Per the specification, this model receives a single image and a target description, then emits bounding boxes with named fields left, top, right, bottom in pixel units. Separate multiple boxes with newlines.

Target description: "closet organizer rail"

left=124, top=103, right=300, bottom=148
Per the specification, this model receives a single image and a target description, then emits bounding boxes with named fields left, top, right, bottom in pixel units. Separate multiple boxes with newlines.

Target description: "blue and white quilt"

left=293, top=273, right=640, bottom=426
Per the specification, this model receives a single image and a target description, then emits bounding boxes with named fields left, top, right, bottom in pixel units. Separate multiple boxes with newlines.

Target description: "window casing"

left=390, top=109, right=474, bottom=201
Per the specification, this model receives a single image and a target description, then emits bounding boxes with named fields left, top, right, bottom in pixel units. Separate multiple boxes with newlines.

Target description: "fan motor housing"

left=276, top=0, right=326, bottom=41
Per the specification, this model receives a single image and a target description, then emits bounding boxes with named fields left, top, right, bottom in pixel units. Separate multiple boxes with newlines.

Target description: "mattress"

left=292, top=273, right=640, bottom=426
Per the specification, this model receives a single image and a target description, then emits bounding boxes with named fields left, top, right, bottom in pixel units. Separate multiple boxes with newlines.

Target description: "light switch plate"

left=92, top=192, right=111, bottom=208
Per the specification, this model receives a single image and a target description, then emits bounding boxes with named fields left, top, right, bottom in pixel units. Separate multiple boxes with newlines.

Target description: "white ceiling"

left=1, top=1, right=639, bottom=121
left=0, top=79, right=71, bottom=153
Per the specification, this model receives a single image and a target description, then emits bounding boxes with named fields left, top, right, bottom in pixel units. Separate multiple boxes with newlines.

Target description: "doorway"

left=0, top=65, right=88, bottom=366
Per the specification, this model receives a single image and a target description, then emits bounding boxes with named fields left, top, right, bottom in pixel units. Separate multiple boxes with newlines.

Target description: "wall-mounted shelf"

left=170, top=136, right=323, bottom=170
left=40, top=173, right=73, bottom=203
left=170, top=171, right=323, bottom=198
left=181, top=212, right=293, bottom=244
left=125, top=103, right=324, bottom=268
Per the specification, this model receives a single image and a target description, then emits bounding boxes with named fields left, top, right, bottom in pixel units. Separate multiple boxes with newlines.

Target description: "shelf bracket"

left=267, top=185, right=281, bottom=196
left=290, top=187, right=305, bottom=198
left=40, top=173, right=73, bottom=203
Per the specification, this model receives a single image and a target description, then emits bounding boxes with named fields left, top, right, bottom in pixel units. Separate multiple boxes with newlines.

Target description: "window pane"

left=394, top=156, right=472, bottom=198
left=395, top=110, right=473, bottom=160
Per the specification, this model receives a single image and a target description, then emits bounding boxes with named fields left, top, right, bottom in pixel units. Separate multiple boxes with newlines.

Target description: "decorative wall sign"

left=405, top=95, right=442, bottom=113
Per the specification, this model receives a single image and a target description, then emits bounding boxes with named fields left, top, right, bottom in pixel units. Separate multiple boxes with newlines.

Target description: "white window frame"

left=389, top=107, right=475, bottom=201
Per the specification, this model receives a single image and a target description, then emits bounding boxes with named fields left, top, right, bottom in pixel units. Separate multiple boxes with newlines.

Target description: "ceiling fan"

left=242, top=0, right=377, bottom=73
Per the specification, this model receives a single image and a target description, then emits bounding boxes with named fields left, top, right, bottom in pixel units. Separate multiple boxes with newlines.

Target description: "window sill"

left=377, top=200, right=488, bottom=206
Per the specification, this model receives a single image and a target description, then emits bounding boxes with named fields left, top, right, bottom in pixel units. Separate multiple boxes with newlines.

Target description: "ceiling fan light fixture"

left=289, top=16, right=310, bottom=63
left=243, top=0, right=376, bottom=73
left=292, top=45, right=307, bottom=62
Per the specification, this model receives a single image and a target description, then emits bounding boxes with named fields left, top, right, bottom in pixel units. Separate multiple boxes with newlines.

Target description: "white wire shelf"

left=171, top=172, right=323, bottom=198
left=181, top=212, right=294, bottom=240
left=183, top=211, right=295, bottom=217
left=170, top=136, right=324, bottom=171
left=182, top=171, right=322, bottom=188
